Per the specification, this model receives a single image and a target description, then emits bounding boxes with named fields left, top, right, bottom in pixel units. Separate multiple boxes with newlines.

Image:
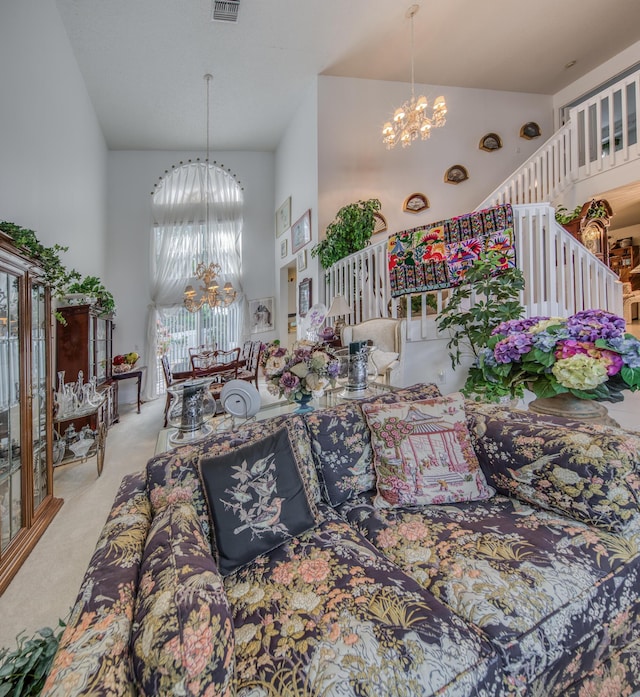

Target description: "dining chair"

left=160, top=355, right=191, bottom=427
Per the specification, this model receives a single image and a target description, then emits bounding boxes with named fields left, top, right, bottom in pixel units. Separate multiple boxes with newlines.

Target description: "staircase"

left=324, top=66, right=640, bottom=342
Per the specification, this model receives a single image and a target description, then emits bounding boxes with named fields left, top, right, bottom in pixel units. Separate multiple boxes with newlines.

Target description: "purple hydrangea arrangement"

left=264, top=340, right=340, bottom=402
left=478, top=309, right=640, bottom=402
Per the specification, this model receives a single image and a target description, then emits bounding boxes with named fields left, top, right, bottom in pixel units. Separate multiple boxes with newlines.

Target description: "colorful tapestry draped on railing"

left=387, top=204, right=516, bottom=297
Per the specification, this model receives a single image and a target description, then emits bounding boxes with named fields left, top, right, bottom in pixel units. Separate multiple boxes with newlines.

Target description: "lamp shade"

left=327, top=295, right=352, bottom=317
left=630, top=264, right=640, bottom=274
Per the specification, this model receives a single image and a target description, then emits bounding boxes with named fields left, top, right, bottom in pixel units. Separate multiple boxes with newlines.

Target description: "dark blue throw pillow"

left=199, top=425, right=322, bottom=576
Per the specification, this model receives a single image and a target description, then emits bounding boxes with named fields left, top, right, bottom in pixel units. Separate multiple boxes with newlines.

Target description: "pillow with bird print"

left=198, top=424, right=322, bottom=576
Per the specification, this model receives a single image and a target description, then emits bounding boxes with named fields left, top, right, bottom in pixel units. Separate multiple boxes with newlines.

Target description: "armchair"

left=341, top=318, right=406, bottom=385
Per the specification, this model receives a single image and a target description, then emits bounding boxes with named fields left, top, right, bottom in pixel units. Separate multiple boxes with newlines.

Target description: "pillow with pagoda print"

left=362, top=392, right=494, bottom=508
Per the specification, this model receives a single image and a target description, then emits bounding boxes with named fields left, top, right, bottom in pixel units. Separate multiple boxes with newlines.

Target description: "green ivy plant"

left=0, top=221, right=80, bottom=299
left=0, top=621, right=65, bottom=697
left=436, top=250, right=525, bottom=402
left=66, top=275, right=116, bottom=315
left=311, top=199, right=381, bottom=269
left=554, top=205, right=583, bottom=225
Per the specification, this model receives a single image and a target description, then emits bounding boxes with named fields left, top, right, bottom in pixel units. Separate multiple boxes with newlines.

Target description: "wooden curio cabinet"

left=609, top=245, right=640, bottom=290
left=56, top=304, right=114, bottom=385
left=56, top=304, right=117, bottom=426
left=0, top=233, right=62, bottom=595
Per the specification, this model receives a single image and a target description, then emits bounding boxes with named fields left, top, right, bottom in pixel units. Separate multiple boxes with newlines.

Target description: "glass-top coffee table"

left=155, top=381, right=394, bottom=455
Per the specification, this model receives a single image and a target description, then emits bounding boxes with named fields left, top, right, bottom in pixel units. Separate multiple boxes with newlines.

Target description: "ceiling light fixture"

left=183, top=74, right=237, bottom=313
left=382, top=4, right=447, bottom=149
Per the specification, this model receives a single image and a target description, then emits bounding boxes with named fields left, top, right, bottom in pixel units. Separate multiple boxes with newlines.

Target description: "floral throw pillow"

left=305, top=383, right=442, bottom=507
left=199, top=425, right=322, bottom=576
left=362, top=393, right=494, bottom=508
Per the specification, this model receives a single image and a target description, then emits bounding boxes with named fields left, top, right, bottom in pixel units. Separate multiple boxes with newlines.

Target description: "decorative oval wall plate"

left=373, top=211, right=388, bottom=234
left=444, top=164, right=469, bottom=185
left=520, top=122, right=541, bottom=140
left=479, top=132, right=502, bottom=152
left=403, top=193, right=430, bottom=213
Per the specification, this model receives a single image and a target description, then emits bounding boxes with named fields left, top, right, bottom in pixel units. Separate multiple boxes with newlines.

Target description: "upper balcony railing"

left=480, top=67, right=640, bottom=210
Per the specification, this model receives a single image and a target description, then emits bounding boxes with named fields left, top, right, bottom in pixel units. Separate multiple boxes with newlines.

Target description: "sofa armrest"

left=42, top=473, right=152, bottom=697
left=466, top=401, right=640, bottom=533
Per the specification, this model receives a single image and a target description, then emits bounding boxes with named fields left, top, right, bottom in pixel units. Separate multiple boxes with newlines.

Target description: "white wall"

left=273, top=82, right=319, bottom=339
left=106, top=150, right=275, bottom=399
left=0, top=0, right=107, bottom=277
left=318, top=76, right=553, bottom=241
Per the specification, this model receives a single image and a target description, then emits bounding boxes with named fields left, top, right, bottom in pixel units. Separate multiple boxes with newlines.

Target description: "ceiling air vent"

left=212, top=0, right=240, bottom=22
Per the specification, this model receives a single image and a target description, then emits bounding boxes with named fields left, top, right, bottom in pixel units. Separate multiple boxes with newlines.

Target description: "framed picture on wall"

left=297, top=249, right=307, bottom=272
left=291, top=209, right=311, bottom=253
left=248, top=297, right=275, bottom=333
left=298, top=277, right=311, bottom=317
left=275, top=197, right=291, bottom=237
left=280, top=238, right=288, bottom=258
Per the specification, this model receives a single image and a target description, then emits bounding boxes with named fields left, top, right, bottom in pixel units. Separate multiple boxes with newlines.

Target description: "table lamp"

left=326, top=295, right=352, bottom=336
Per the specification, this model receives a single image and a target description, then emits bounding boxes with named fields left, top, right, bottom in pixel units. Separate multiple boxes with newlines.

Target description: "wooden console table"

left=112, top=366, right=146, bottom=415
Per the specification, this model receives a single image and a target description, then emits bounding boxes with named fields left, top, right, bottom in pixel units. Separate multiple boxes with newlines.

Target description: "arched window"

left=146, top=161, right=244, bottom=398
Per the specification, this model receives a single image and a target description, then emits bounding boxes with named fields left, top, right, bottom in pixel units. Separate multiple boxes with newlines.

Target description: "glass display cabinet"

left=0, top=232, right=62, bottom=595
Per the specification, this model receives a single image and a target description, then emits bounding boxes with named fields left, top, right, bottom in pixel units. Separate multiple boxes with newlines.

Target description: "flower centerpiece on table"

left=265, top=340, right=340, bottom=402
left=477, top=310, right=640, bottom=402
left=260, top=340, right=287, bottom=374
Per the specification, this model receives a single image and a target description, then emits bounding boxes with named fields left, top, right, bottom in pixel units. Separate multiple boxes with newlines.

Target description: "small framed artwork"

left=373, top=211, right=388, bottom=234
left=403, top=193, right=430, bottom=213
left=275, top=197, right=291, bottom=237
left=298, top=277, right=312, bottom=317
left=520, top=122, right=541, bottom=140
left=280, top=238, right=288, bottom=258
left=444, top=164, right=469, bottom=185
left=248, top=297, right=275, bottom=333
left=479, top=133, right=502, bottom=152
left=291, top=209, right=311, bottom=253
left=297, top=249, right=307, bottom=272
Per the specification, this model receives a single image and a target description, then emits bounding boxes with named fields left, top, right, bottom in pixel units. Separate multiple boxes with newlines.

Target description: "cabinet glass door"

left=95, top=317, right=107, bottom=382
left=31, top=283, right=49, bottom=509
left=0, top=270, right=22, bottom=552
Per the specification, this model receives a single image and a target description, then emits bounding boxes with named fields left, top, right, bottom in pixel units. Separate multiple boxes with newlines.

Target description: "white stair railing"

left=323, top=67, right=638, bottom=337
left=479, top=67, right=639, bottom=210
left=324, top=204, right=623, bottom=341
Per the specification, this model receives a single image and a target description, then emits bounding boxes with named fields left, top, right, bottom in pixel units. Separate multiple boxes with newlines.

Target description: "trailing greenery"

left=67, top=275, right=116, bottom=315
left=0, top=621, right=65, bottom=697
left=0, top=221, right=80, bottom=298
left=554, top=200, right=609, bottom=225
left=436, top=250, right=525, bottom=402
left=311, top=199, right=381, bottom=269
left=0, top=221, right=116, bottom=317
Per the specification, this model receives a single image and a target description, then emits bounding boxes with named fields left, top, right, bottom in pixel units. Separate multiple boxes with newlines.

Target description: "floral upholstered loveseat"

left=42, top=384, right=640, bottom=697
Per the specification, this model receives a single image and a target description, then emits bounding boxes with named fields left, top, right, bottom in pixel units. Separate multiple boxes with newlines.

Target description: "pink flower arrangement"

left=478, top=310, right=640, bottom=402
left=264, top=341, right=340, bottom=401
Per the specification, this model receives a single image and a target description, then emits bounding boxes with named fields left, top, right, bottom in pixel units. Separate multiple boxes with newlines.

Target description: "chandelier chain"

left=381, top=4, right=447, bottom=149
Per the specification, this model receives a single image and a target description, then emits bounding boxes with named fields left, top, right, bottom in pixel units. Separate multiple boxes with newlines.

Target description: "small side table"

left=112, top=366, right=146, bottom=414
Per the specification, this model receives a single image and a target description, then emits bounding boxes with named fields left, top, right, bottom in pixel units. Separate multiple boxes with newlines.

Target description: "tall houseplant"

left=436, top=250, right=525, bottom=401
left=311, top=199, right=381, bottom=269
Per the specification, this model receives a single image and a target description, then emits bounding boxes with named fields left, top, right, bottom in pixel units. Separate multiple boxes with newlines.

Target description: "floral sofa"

left=42, top=383, right=640, bottom=697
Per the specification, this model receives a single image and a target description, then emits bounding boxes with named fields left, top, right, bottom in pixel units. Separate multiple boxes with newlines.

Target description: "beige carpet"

left=0, top=397, right=164, bottom=651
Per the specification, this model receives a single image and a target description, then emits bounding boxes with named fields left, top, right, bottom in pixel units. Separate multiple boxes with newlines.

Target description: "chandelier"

left=183, top=74, right=237, bottom=312
left=184, top=261, right=236, bottom=312
left=382, top=4, right=447, bottom=149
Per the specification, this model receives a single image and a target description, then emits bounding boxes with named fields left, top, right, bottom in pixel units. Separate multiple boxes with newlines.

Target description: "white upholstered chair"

left=341, top=318, right=406, bottom=385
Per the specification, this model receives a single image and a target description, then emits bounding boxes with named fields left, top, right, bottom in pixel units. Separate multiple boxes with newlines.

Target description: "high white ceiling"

left=55, top=0, right=640, bottom=153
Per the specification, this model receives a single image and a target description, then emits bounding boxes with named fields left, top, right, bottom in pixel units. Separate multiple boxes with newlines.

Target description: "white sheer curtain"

left=144, top=162, right=244, bottom=401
